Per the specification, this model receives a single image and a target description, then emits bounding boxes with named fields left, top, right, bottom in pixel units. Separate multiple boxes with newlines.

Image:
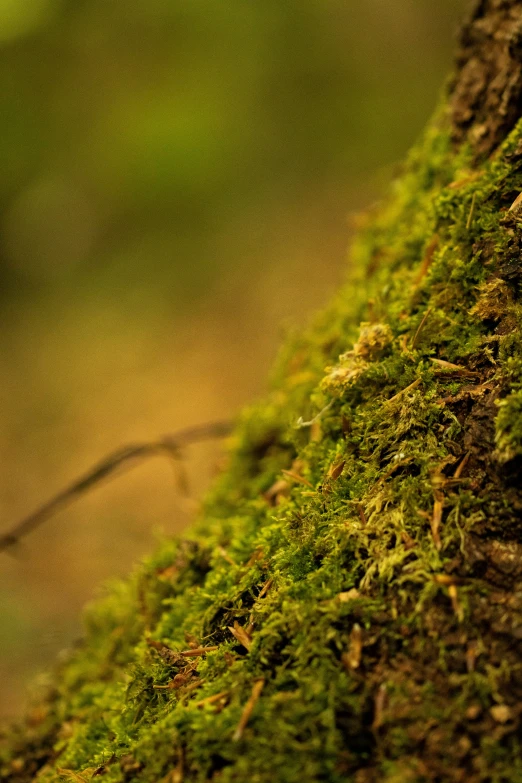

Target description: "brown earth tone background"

left=0, top=0, right=466, bottom=719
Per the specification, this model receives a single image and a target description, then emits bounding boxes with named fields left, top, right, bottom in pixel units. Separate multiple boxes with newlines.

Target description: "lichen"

left=4, top=18, right=522, bottom=783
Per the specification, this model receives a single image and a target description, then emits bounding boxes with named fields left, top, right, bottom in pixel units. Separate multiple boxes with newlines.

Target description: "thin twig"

left=453, top=451, right=471, bottom=479
left=429, top=357, right=479, bottom=379
left=466, top=191, right=477, bottom=229
left=228, top=622, right=253, bottom=652
left=431, top=495, right=444, bottom=551
left=0, top=420, right=233, bottom=554
left=295, top=401, right=333, bottom=429
left=178, top=646, right=219, bottom=657
left=385, top=377, right=421, bottom=404
left=411, top=307, right=432, bottom=350
left=232, top=678, right=265, bottom=741
left=372, top=683, right=387, bottom=731
left=280, top=469, right=314, bottom=489
left=357, top=504, right=368, bottom=525
left=256, top=578, right=273, bottom=601
left=194, top=690, right=230, bottom=708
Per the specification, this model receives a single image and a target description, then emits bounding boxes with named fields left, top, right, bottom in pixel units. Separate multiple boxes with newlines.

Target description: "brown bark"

left=451, top=0, right=522, bottom=158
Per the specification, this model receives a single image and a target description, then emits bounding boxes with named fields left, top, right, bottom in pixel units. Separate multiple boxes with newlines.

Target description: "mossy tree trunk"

left=3, top=1, right=522, bottom=781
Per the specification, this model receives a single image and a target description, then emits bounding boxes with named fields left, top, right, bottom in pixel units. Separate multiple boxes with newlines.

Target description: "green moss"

left=495, top=389, right=522, bottom=463
left=3, top=110, right=522, bottom=781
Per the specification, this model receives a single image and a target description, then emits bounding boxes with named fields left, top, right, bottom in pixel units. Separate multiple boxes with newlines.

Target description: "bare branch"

left=0, top=420, right=233, bottom=554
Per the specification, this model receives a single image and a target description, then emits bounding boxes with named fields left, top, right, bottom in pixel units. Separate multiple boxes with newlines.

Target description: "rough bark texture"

left=3, top=3, right=522, bottom=782
left=452, top=0, right=522, bottom=157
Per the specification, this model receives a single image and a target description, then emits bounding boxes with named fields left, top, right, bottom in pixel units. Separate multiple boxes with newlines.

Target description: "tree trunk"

left=3, top=2, right=522, bottom=781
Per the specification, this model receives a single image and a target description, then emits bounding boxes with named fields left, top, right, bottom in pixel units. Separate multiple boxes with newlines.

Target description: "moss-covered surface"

left=4, top=8, right=522, bottom=783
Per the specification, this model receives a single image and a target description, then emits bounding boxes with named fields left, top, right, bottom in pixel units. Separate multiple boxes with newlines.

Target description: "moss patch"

left=4, top=24, right=522, bottom=783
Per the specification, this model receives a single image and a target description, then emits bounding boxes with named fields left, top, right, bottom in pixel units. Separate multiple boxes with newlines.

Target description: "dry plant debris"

left=4, top=2, right=522, bottom=781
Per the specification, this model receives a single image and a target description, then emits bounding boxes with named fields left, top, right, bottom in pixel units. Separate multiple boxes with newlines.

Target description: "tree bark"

left=3, top=2, right=522, bottom=781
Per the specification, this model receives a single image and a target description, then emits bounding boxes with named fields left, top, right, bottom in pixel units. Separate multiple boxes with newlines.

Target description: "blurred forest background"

left=0, top=0, right=465, bottom=718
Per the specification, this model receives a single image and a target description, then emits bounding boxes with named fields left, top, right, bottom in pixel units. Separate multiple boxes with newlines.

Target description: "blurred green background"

left=0, top=0, right=466, bottom=718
